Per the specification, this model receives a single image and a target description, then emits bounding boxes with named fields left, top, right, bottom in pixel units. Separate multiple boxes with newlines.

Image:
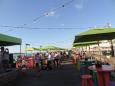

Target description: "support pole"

left=20, top=45, right=21, bottom=56
left=110, top=40, right=114, bottom=57
left=25, top=44, right=27, bottom=56
left=89, top=46, right=90, bottom=53
left=98, top=41, right=101, bottom=61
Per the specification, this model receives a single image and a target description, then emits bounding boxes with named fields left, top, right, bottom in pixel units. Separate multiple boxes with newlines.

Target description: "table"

left=88, top=65, right=115, bottom=86
left=80, top=60, right=96, bottom=75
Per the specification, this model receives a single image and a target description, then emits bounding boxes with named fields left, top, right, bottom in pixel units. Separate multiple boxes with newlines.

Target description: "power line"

left=0, top=25, right=88, bottom=30
left=33, top=0, right=75, bottom=22
left=22, top=38, right=73, bottom=46
left=2, top=29, right=15, bottom=33
left=0, top=0, right=76, bottom=33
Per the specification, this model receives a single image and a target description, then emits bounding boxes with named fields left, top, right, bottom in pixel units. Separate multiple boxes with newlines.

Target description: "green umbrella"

left=33, top=47, right=42, bottom=51
left=74, top=28, right=115, bottom=56
left=0, top=33, right=21, bottom=46
left=41, top=45, right=65, bottom=51
left=74, top=28, right=115, bottom=42
left=25, top=47, right=34, bottom=51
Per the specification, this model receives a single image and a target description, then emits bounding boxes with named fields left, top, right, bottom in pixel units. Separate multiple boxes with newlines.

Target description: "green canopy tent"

left=25, top=47, right=43, bottom=51
left=33, top=47, right=42, bottom=51
left=41, top=45, right=65, bottom=51
left=25, top=46, right=65, bottom=52
left=25, top=47, right=37, bottom=56
left=74, top=28, right=115, bottom=57
left=0, top=33, right=22, bottom=55
left=25, top=47, right=45, bottom=51
left=0, top=33, right=21, bottom=46
left=25, top=47, right=35, bottom=51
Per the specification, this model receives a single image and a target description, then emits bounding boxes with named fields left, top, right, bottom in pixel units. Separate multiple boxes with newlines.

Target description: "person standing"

left=54, top=52, right=60, bottom=68
left=2, top=48, right=9, bottom=71
left=47, top=53, right=52, bottom=70
left=35, top=53, right=41, bottom=71
left=0, top=47, right=4, bottom=72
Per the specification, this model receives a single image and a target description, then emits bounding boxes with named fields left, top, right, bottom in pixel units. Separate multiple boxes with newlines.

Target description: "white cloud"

left=61, top=24, right=65, bottom=26
left=44, top=11, right=55, bottom=17
left=75, top=0, right=84, bottom=9
left=75, top=4, right=83, bottom=9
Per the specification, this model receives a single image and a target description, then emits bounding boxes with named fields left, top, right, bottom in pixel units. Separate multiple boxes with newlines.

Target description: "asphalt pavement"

left=5, top=60, right=81, bottom=86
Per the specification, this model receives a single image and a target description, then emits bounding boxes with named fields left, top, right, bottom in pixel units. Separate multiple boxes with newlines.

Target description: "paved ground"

left=5, top=61, right=81, bottom=86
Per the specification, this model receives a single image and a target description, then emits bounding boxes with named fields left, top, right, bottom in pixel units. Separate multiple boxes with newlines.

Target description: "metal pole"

left=98, top=41, right=101, bottom=61
left=25, top=44, right=27, bottom=56
left=40, top=45, right=42, bottom=53
left=110, top=40, right=114, bottom=57
left=89, top=46, right=90, bottom=53
left=25, top=43, right=30, bottom=56
left=20, top=44, right=21, bottom=56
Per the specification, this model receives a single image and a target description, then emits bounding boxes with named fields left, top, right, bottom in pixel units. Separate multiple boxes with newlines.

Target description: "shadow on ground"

left=4, top=63, right=81, bottom=86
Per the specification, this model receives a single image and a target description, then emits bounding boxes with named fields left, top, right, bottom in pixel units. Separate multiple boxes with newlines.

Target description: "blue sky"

left=0, top=0, right=115, bottom=53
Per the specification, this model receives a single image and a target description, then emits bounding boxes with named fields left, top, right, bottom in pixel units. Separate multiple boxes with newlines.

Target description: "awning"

left=0, top=33, right=22, bottom=46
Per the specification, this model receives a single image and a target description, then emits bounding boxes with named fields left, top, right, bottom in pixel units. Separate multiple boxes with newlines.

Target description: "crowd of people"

left=34, top=51, right=71, bottom=70
left=72, top=50, right=87, bottom=64
left=0, top=46, right=88, bottom=72
left=16, top=50, right=73, bottom=71
left=15, top=49, right=89, bottom=71
left=34, top=50, right=88, bottom=71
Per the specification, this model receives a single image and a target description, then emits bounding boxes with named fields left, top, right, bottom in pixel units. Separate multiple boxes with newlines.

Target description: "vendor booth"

left=0, top=33, right=22, bottom=69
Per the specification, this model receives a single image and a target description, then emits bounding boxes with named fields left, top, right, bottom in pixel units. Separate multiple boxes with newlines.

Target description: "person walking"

left=47, top=53, right=52, bottom=70
left=54, top=52, right=60, bottom=68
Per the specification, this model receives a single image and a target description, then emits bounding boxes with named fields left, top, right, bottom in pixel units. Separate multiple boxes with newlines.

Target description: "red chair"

left=81, top=75, right=94, bottom=86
